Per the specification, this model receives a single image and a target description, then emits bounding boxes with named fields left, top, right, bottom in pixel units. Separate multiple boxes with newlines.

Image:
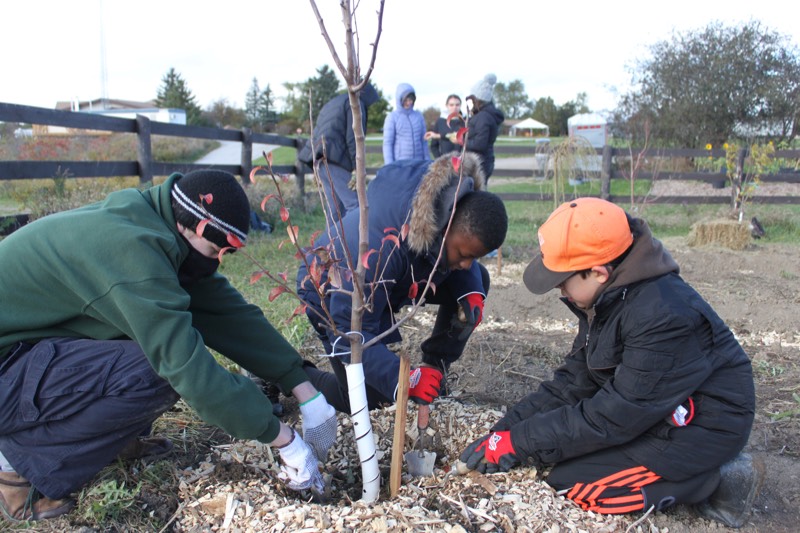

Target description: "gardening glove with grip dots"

left=408, top=366, right=443, bottom=405
left=461, top=431, right=520, bottom=474
left=300, top=392, right=338, bottom=462
left=276, top=429, right=325, bottom=492
left=454, top=292, right=484, bottom=340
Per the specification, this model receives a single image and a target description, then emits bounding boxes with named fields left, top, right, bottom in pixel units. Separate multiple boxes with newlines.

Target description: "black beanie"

left=171, top=170, right=250, bottom=248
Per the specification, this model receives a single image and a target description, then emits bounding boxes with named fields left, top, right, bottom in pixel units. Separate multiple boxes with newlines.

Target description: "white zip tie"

left=320, top=331, right=366, bottom=359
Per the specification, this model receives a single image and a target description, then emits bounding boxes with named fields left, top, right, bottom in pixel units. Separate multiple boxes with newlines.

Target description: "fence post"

left=601, top=145, right=612, bottom=200
left=240, top=127, right=253, bottom=187
left=135, top=115, right=152, bottom=185
left=293, top=136, right=306, bottom=200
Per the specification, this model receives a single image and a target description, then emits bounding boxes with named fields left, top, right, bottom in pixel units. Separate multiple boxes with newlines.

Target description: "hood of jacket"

left=475, top=101, right=505, bottom=126
left=361, top=82, right=380, bottom=107
left=406, top=151, right=485, bottom=254
left=394, top=82, right=416, bottom=112
left=602, top=217, right=680, bottom=292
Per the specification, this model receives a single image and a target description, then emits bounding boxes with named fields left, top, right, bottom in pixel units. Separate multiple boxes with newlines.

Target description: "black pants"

left=0, top=338, right=179, bottom=499
left=546, top=447, right=721, bottom=514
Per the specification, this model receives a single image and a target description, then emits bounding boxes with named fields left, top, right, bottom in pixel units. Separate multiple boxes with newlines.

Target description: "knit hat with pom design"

left=468, top=73, right=497, bottom=103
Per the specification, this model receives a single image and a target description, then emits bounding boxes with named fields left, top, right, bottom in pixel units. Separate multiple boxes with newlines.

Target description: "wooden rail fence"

left=2, top=102, right=800, bottom=218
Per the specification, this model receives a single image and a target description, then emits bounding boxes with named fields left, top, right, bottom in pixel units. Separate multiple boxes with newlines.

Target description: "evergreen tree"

left=155, top=67, right=203, bottom=125
left=244, top=77, right=261, bottom=129
left=257, top=84, right=278, bottom=131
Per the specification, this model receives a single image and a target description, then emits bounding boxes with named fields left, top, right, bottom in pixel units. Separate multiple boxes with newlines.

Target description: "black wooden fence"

left=2, top=102, right=800, bottom=210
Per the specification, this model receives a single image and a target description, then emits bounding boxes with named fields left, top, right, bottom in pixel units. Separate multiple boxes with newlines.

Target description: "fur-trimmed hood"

left=406, top=151, right=485, bottom=254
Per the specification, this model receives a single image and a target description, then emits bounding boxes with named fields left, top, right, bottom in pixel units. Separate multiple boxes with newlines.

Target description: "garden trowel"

left=404, top=404, right=436, bottom=477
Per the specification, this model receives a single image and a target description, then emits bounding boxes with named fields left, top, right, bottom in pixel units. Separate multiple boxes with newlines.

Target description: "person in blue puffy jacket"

left=297, top=153, right=507, bottom=412
left=382, top=83, right=430, bottom=164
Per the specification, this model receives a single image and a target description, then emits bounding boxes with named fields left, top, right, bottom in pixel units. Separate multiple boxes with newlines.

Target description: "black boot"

left=695, top=452, right=765, bottom=528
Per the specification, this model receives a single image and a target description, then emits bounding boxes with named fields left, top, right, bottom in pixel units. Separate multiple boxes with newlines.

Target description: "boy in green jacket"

left=0, top=170, right=336, bottom=522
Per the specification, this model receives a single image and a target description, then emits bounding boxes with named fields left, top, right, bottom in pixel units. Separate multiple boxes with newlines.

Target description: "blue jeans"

left=0, top=338, right=179, bottom=499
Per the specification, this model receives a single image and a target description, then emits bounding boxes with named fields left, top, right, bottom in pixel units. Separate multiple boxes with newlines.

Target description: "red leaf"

left=382, top=234, right=400, bottom=248
left=260, top=194, right=277, bottom=211
left=267, top=152, right=274, bottom=166
left=290, top=303, right=307, bottom=320
left=227, top=233, right=244, bottom=249
left=286, top=225, right=299, bottom=245
left=408, top=282, right=419, bottom=300
left=310, top=230, right=322, bottom=246
left=360, top=249, right=377, bottom=269
left=451, top=156, right=461, bottom=173
left=446, top=111, right=460, bottom=128
left=196, top=219, right=210, bottom=237
left=383, top=227, right=397, bottom=234
left=280, top=206, right=290, bottom=222
left=249, top=166, right=263, bottom=184
left=250, top=271, right=267, bottom=284
left=217, top=247, right=234, bottom=262
left=278, top=271, right=288, bottom=282
left=329, top=265, right=342, bottom=288
left=200, top=193, right=213, bottom=205
left=428, top=281, right=437, bottom=295
left=400, top=224, right=410, bottom=241
left=456, top=127, right=468, bottom=145
left=294, top=249, right=304, bottom=260
left=309, top=258, right=322, bottom=284
left=268, top=286, right=289, bottom=302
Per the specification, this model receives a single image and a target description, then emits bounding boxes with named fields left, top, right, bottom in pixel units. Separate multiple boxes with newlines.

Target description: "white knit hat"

left=469, top=73, right=497, bottom=103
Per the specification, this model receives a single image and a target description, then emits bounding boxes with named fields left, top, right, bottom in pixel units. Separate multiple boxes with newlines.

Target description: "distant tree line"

left=155, top=65, right=389, bottom=135
left=154, top=20, right=799, bottom=147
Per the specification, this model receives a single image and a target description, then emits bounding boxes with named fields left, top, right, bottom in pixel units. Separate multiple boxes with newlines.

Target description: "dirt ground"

left=438, top=239, right=799, bottom=532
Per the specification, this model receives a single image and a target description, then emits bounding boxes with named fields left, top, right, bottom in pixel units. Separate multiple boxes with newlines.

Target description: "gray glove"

left=300, top=392, right=338, bottom=462
left=276, top=429, right=325, bottom=492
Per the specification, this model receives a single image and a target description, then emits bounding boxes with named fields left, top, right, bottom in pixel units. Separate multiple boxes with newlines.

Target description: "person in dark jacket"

left=298, top=83, right=380, bottom=227
left=460, top=198, right=760, bottom=528
left=0, top=170, right=337, bottom=522
left=425, top=94, right=465, bottom=158
left=297, top=153, right=508, bottom=412
left=462, top=74, right=504, bottom=183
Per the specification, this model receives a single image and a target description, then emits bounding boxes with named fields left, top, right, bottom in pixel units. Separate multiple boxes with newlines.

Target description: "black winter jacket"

left=494, top=219, right=755, bottom=481
left=298, top=84, right=379, bottom=172
left=429, top=115, right=465, bottom=158
left=464, top=101, right=504, bottom=179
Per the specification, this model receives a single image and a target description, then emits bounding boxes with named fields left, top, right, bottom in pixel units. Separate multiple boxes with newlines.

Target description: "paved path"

left=195, top=140, right=278, bottom=165
left=196, top=139, right=539, bottom=172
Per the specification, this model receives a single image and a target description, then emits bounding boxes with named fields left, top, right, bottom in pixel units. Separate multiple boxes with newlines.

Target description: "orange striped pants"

left=546, top=449, right=720, bottom=514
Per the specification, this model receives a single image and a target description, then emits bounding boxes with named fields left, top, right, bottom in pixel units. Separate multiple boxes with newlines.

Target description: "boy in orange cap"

left=460, top=198, right=761, bottom=528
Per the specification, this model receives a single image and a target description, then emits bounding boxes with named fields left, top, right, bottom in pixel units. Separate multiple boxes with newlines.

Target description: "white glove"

left=276, top=429, right=325, bottom=492
left=300, top=392, right=338, bottom=462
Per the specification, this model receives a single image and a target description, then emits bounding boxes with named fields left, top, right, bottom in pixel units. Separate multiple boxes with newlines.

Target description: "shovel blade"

left=405, top=450, right=437, bottom=477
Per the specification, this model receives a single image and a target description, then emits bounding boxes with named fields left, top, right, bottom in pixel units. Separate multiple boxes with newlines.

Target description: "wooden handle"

left=417, top=403, right=430, bottom=430
left=389, top=352, right=411, bottom=498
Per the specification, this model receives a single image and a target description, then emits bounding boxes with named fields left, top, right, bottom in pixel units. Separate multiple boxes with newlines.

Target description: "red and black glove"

left=453, top=292, right=484, bottom=340
left=460, top=431, right=520, bottom=474
left=408, top=366, right=443, bottom=405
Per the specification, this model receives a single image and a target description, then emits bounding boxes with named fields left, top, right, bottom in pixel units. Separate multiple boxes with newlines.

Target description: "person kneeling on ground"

left=0, top=170, right=337, bottom=522
left=298, top=153, right=508, bottom=412
left=460, top=198, right=761, bottom=528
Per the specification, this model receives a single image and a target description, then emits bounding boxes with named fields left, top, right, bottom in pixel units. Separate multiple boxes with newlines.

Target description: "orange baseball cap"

left=523, top=198, right=633, bottom=294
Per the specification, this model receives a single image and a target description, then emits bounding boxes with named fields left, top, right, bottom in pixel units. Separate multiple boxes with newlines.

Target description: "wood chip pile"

left=173, top=399, right=651, bottom=532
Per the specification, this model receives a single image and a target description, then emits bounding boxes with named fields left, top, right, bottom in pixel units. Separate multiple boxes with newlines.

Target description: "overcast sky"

left=3, top=0, right=798, bottom=117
